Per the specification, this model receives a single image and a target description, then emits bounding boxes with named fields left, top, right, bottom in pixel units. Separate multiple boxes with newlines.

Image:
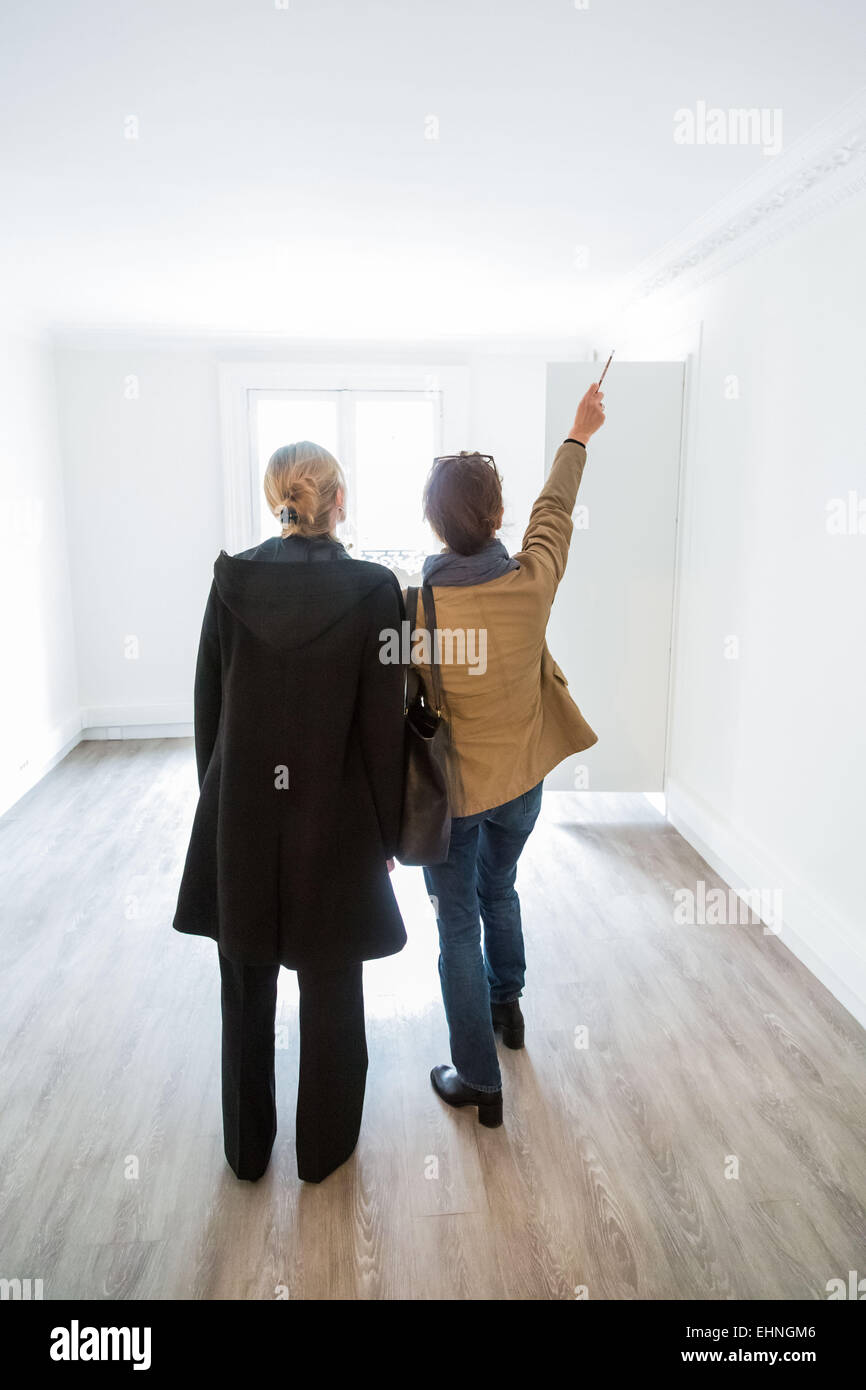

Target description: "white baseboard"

left=666, top=777, right=866, bottom=1030
left=82, top=723, right=193, bottom=740
left=82, top=703, right=193, bottom=728
left=0, top=711, right=83, bottom=820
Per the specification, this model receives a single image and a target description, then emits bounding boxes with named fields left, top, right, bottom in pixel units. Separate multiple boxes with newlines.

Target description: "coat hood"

left=213, top=548, right=397, bottom=653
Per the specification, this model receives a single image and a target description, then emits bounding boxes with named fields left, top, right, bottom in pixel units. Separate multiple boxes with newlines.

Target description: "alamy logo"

left=674, top=101, right=783, bottom=156
left=379, top=622, right=487, bottom=676
left=825, top=491, right=866, bottom=535
left=50, top=1320, right=152, bottom=1371
left=673, top=881, right=782, bottom=933
left=0, top=1277, right=43, bottom=1299
left=826, top=1270, right=866, bottom=1299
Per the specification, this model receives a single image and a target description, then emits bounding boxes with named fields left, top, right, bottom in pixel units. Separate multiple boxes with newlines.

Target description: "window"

left=219, top=363, right=469, bottom=561
left=249, top=388, right=442, bottom=570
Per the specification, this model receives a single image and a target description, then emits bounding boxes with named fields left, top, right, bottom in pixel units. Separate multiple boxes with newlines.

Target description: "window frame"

left=218, top=362, right=469, bottom=554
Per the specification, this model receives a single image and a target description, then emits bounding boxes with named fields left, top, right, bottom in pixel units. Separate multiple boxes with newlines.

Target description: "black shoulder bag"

left=396, top=585, right=452, bottom=867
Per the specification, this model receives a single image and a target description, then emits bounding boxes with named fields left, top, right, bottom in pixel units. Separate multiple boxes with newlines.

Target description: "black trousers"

left=218, top=947, right=368, bottom=1183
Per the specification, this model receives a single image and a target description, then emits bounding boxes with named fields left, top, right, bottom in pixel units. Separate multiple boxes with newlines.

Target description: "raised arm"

left=519, top=382, right=606, bottom=589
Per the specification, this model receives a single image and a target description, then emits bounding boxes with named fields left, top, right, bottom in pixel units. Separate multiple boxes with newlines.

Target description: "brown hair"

left=263, top=441, right=347, bottom=538
left=422, top=452, right=504, bottom=555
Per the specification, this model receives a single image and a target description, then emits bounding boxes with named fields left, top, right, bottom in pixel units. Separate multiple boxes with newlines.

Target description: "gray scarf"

left=421, top=537, right=519, bottom=587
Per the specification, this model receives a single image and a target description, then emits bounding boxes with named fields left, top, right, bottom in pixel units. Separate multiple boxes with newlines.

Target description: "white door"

left=543, top=361, right=684, bottom=792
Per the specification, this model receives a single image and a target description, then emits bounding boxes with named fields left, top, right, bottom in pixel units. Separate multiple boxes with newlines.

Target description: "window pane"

left=354, top=399, right=436, bottom=555
left=255, top=397, right=338, bottom=541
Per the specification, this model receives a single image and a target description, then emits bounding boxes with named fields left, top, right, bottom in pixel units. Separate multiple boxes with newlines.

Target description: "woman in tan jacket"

left=417, top=383, right=607, bottom=1126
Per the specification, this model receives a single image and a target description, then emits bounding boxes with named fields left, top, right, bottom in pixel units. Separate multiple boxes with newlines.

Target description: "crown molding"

left=623, top=87, right=866, bottom=308
left=48, top=326, right=598, bottom=357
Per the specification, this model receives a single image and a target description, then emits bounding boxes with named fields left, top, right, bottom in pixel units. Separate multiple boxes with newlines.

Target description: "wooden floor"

left=1, top=738, right=864, bottom=1300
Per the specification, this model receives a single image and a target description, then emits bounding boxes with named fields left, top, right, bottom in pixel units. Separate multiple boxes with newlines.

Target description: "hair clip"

left=280, top=505, right=299, bottom=525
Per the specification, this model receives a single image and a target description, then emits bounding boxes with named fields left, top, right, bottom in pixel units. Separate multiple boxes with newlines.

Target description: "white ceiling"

left=1, top=0, right=865, bottom=340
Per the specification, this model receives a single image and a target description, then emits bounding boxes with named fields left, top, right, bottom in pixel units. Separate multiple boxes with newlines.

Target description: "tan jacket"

left=410, top=439, right=598, bottom=817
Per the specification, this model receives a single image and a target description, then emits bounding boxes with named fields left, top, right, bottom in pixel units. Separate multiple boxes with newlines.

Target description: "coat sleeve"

left=518, top=439, right=588, bottom=594
left=193, top=580, right=222, bottom=789
left=357, top=575, right=406, bottom=859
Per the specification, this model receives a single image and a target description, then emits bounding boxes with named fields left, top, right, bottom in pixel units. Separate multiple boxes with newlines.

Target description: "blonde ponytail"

left=263, top=441, right=347, bottom=539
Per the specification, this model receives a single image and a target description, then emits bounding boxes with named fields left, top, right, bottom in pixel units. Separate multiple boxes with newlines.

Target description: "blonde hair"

left=263, top=441, right=347, bottom=539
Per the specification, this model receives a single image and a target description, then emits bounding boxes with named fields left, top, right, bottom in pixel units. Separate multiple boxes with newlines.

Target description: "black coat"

left=173, top=535, right=407, bottom=970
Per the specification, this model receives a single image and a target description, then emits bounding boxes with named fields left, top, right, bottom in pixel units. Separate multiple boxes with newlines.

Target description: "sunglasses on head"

left=433, top=452, right=498, bottom=469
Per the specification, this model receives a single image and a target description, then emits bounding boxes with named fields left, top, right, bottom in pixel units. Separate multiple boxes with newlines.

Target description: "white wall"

left=467, top=356, right=548, bottom=555
left=623, top=193, right=866, bottom=1025
left=55, top=346, right=224, bottom=731
left=54, top=339, right=579, bottom=733
left=0, top=328, right=80, bottom=815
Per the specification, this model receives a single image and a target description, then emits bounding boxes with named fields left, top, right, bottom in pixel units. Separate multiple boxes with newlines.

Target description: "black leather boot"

left=430, top=1065, right=503, bottom=1127
left=491, top=1000, right=525, bottom=1049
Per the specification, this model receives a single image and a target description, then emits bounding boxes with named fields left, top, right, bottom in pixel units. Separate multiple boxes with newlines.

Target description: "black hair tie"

left=280, top=505, right=299, bottom=526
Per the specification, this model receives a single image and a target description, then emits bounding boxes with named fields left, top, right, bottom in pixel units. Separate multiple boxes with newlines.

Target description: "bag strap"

left=405, top=586, right=419, bottom=629
left=420, top=584, right=444, bottom=715
left=402, top=587, right=418, bottom=715
left=405, top=584, right=444, bottom=715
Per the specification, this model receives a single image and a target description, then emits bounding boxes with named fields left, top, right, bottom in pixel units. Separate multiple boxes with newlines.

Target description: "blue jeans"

left=423, top=781, right=544, bottom=1092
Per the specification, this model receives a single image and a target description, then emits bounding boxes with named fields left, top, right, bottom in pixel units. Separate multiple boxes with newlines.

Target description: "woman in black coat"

left=173, top=441, right=406, bottom=1184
